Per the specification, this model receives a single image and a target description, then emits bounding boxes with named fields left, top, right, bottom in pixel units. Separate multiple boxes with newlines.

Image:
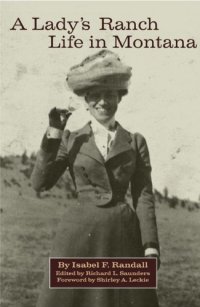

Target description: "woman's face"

left=85, top=88, right=120, bottom=124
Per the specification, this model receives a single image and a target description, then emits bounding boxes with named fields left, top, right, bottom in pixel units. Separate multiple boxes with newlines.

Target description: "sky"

left=1, top=1, right=200, bottom=201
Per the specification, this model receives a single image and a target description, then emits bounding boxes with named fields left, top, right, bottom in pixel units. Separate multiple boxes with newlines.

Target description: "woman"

left=32, top=50, right=160, bottom=307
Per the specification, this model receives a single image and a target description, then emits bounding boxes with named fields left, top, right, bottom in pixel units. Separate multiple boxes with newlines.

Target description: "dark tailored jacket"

left=31, top=122, right=159, bottom=252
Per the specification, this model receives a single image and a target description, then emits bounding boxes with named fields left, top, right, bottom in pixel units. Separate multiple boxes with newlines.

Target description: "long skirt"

left=36, top=201, right=159, bottom=307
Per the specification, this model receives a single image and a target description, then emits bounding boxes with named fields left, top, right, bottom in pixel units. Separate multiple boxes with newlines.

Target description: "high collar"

left=89, top=116, right=116, bottom=134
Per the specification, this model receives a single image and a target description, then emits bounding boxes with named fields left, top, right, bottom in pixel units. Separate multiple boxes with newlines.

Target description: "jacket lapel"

left=74, top=123, right=105, bottom=165
left=72, top=122, right=133, bottom=164
left=106, top=123, right=133, bottom=162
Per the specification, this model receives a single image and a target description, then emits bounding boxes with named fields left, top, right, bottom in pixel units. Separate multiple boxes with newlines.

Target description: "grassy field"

left=1, top=188, right=200, bottom=307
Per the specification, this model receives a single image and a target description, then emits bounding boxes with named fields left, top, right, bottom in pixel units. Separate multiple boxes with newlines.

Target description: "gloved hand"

left=49, top=107, right=72, bottom=130
left=145, top=254, right=161, bottom=270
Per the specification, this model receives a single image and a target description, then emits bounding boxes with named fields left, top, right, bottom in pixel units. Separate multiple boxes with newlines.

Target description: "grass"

left=0, top=189, right=200, bottom=307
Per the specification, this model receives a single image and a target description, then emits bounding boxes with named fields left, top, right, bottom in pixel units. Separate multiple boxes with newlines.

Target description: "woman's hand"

left=145, top=254, right=161, bottom=270
left=49, top=107, right=72, bottom=130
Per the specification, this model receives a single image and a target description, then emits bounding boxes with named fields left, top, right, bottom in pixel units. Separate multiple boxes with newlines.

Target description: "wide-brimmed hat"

left=66, top=50, right=132, bottom=96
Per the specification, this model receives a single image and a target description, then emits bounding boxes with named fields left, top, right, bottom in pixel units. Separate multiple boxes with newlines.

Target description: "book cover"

left=0, top=1, right=200, bottom=307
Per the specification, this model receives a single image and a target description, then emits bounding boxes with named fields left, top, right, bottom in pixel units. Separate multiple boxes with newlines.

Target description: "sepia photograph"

left=0, top=1, right=200, bottom=307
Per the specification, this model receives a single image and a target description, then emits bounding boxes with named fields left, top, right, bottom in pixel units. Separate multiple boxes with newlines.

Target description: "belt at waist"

left=77, top=190, right=127, bottom=207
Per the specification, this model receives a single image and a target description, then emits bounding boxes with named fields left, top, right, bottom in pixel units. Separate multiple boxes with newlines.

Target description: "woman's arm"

left=31, top=130, right=70, bottom=192
left=131, top=133, right=160, bottom=254
left=31, top=107, right=71, bottom=192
